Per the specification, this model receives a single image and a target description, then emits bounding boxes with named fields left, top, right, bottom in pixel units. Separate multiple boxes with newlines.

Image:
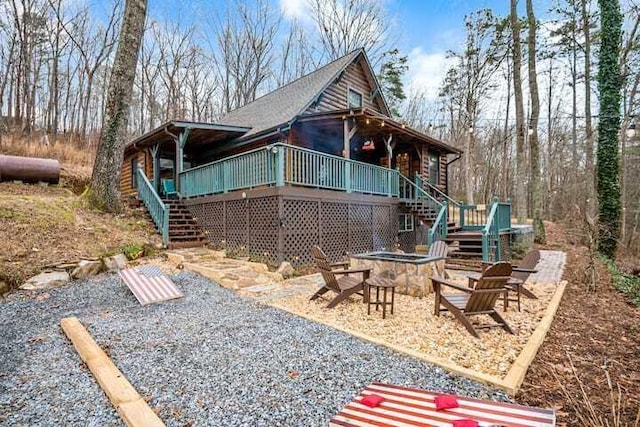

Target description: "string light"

left=380, top=121, right=385, bottom=127
left=365, top=118, right=370, bottom=124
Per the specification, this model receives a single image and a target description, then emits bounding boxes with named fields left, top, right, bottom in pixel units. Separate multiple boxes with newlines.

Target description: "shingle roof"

left=217, top=49, right=364, bottom=137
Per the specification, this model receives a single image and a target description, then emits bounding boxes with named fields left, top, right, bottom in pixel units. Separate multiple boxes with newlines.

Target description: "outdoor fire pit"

left=350, top=251, right=444, bottom=297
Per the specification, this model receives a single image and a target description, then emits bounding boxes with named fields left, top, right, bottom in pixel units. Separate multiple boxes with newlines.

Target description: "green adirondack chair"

left=161, top=179, right=178, bottom=199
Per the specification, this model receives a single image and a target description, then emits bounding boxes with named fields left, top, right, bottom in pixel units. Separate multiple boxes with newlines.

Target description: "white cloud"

left=405, top=47, right=454, bottom=101
left=280, top=0, right=311, bottom=21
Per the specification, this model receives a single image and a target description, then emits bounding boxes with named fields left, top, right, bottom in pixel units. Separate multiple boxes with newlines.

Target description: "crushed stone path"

left=0, top=271, right=509, bottom=426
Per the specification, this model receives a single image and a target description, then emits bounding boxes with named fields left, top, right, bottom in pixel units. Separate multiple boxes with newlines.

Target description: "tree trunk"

left=89, top=0, right=147, bottom=212
left=596, top=0, right=623, bottom=258
left=582, top=0, right=594, bottom=214
left=526, top=0, right=545, bottom=243
left=510, top=0, right=527, bottom=223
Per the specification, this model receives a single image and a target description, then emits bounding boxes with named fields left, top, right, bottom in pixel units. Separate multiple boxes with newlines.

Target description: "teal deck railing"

left=398, top=174, right=447, bottom=245
left=481, top=198, right=512, bottom=261
left=180, top=143, right=399, bottom=198
left=136, top=167, right=169, bottom=245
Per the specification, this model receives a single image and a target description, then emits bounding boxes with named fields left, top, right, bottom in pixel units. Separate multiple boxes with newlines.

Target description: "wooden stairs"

left=129, top=197, right=208, bottom=249
left=163, top=199, right=208, bottom=249
left=400, top=199, right=487, bottom=270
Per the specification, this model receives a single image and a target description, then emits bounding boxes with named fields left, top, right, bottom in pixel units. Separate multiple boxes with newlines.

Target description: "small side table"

left=365, top=277, right=397, bottom=319
left=504, top=278, right=524, bottom=312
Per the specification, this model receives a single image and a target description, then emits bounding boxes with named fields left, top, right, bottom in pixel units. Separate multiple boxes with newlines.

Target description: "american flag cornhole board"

left=330, top=383, right=555, bottom=427
left=118, top=265, right=184, bottom=306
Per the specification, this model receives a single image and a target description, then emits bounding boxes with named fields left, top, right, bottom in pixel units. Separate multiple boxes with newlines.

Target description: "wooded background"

left=0, top=0, right=638, bottom=255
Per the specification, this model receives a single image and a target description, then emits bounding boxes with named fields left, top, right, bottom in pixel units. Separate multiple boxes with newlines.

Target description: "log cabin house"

left=122, top=49, right=512, bottom=266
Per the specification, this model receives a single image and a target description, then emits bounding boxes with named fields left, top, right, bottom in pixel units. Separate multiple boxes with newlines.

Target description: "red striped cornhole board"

left=118, top=266, right=184, bottom=306
left=330, top=382, right=555, bottom=427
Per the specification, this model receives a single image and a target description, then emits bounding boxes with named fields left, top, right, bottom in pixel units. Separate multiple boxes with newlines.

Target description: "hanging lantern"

left=362, top=139, right=376, bottom=151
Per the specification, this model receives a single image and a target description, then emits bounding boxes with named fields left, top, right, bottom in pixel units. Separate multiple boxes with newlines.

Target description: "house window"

left=131, top=156, right=138, bottom=189
left=348, top=88, right=363, bottom=109
left=428, top=152, right=440, bottom=185
left=398, top=214, right=414, bottom=232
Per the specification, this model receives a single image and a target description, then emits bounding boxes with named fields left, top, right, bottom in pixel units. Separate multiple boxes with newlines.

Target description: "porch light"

left=428, top=123, right=433, bottom=133
left=402, top=123, right=406, bottom=129
left=381, top=121, right=385, bottom=127
left=366, top=118, right=370, bottom=124
left=626, top=123, right=636, bottom=139
left=271, top=146, right=278, bottom=154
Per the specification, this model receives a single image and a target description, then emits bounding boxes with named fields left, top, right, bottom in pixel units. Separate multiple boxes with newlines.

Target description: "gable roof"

left=217, top=49, right=389, bottom=137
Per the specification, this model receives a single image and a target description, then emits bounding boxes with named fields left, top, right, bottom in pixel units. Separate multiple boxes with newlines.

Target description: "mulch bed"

left=517, top=222, right=640, bottom=426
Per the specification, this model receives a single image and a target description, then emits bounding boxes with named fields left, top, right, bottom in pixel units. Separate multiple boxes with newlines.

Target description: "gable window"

left=348, top=88, right=363, bottom=109
left=398, top=214, right=414, bottom=232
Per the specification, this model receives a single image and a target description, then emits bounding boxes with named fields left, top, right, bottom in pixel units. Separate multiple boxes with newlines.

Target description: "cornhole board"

left=118, top=265, right=183, bottom=306
left=330, top=382, right=555, bottom=427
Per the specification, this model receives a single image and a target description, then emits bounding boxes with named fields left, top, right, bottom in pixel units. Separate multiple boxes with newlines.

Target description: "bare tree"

left=510, top=0, right=527, bottom=222
left=526, top=0, right=546, bottom=243
left=307, top=0, right=390, bottom=65
left=90, top=0, right=146, bottom=212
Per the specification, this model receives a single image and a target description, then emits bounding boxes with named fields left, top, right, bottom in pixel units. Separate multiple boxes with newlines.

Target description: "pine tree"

left=378, top=49, right=408, bottom=119
left=596, top=0, right=623, bottom=258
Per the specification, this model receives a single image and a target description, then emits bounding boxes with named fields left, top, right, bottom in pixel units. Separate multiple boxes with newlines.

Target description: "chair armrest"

left=431, top=276, right=474, bottom=293
left=330, top=261, right=350, bottom=269
left=513, top=267, right=537, bottom=273
left=332, top=267, right=372, bottom=276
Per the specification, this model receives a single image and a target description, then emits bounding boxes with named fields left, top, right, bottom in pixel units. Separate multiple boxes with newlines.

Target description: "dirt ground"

left=0, top=181, right=160, bottom=289
left=517, top=222, right=640, bottom=426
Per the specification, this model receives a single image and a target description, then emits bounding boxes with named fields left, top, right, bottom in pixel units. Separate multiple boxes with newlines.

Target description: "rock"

left=276, top=262, right=295, bottom=277
left=0, top=281, right=9, bottom=295
left=103, top=254, right=128, bottom=271
left=20, top=271, right=70, bottom=290
left=71, top=260, right=103, bottom=279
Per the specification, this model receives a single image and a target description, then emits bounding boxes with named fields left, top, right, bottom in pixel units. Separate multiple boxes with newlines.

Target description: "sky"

left=118, top=0, right=556, bottom=105
left=276, top=0, right=553, bottom=101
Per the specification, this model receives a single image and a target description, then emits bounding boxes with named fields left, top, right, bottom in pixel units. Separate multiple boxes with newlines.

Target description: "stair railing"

left=397, top=173, right=448, bottom=245
left=417, top=175, right=464, bottom=226
left=136, top=167, right=169, bottom=245
left=481, top=198, right=512, bottom=261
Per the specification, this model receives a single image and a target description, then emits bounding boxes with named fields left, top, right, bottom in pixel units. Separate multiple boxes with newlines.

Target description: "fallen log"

left=0, top=154, right=60, bottom=184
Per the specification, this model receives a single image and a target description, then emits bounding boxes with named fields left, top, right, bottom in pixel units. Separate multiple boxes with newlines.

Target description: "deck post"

left=175, top=127, right=191, bottom=193
left=343, top=119, right=352, bottom=193
left=150, top=143, right=160, bottom=194
left=275, top=146, right=285, bottom=187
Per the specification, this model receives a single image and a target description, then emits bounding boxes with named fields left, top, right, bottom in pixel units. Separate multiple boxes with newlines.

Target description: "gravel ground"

left=1, top=271, right=510, bottom=426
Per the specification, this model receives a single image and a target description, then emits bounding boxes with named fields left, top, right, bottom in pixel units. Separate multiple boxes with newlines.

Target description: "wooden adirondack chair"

left=310, top=246, right=371, bottom=308
left=481, top=248, right=540, bottom=306
left=512, top=249, right=540, bottom=299
left=427, top=241, right=449, bottom=279
left=432, top=262, right=514, bottom=338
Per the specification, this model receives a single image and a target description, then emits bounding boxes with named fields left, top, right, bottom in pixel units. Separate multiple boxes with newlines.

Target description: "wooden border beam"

left=60, top=317, right=165, bottom=427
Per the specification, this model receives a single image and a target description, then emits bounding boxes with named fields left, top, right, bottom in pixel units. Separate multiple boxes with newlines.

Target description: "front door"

left=396, top=152, right=411, bottom=177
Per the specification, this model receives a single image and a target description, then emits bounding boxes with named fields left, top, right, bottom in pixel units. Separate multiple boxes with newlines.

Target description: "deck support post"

left=343, top=119, right=352, bottom=193
left=175, top=127, right=191, bottom=193
left=150, top=143, right=160, bottom=194
left=275, top=146, right=285, bottom=187
left=385, top=135, right=394, bottom=196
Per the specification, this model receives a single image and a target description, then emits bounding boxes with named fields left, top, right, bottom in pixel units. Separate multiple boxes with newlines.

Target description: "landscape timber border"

left=60, top=317, right=165, bottom=427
